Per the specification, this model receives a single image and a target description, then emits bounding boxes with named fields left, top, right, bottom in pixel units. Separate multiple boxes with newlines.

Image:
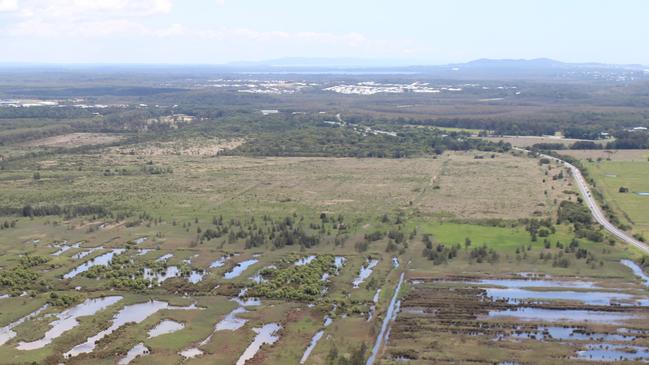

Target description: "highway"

left=515, top=147, right=649, bottom=255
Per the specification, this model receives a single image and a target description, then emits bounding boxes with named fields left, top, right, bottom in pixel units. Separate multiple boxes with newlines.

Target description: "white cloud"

left=0, top=0, right=18, bottom=12
left=0, top=0, right=416, bottom=63
left=4, top=0, right=174, bottom=37
left=13, top=0, right=172, bottom=19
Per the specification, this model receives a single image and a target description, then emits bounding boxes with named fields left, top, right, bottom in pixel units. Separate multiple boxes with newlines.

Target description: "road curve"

left=514, top=147, right=649, bottom=255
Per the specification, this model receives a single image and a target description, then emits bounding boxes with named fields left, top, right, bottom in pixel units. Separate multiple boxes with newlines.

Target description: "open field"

left=0, top=151, right=571, bottom=232
left=559, top=149, right=649, bottom=162
left=571, top=154, right=649, bottom=240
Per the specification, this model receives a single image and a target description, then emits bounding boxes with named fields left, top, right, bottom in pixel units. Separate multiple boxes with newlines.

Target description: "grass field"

left=482, top=135, right=610, bottom=148
left=0, top=151, right=570, bottom=234
left=557, top=149, right=649, bottom=240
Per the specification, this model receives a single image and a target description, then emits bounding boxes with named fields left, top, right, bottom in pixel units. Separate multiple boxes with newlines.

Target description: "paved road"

left=515, top=147, right=649, bottom=255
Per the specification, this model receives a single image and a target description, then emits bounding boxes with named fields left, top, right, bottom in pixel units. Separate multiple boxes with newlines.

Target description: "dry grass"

left=92, top=151, right=568, bottom=220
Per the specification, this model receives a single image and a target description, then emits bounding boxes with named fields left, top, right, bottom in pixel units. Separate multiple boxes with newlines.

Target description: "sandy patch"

left=23, top=133, right=124, bottom=148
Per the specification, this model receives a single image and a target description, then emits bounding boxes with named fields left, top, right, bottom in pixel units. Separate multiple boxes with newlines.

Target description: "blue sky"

left=0, top=0, right=647, bottom=65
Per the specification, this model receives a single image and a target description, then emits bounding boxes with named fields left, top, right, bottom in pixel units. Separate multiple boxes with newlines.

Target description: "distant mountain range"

left=227, top=57, right=648, bottom=71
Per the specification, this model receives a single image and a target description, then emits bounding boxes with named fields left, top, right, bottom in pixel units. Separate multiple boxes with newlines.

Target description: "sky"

left=0, top=0, right=647, bottom=65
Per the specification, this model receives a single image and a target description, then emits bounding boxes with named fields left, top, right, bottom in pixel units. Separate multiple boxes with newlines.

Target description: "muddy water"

left=17, top=296, right=122, bottom=350
left=353, top=259, right=379, bottom=288
left=0, top=305, right=49, bottom=346
left=63, top=249, right=125, bottom=279
left=64, top=300, right=196, bottom=358
left=224, top=259, right=258, bottom=279
left=235, top=323, right=282, bottom=365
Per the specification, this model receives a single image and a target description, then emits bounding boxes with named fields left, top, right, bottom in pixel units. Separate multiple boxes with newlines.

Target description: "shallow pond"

left=188, top=270, right=205, bottom=284
left=216, top=307, right=250, bottom=331
left=295, top=255, right=316, bottom=266
left=300, top=330, right=324, bottom=364
left=235, top=323, right=282, bottom=365
left=511, top=326, right=635, bottom=342
left=334, top=256, right=347, bottom=270
left=64, top=300, right=196, bottom=358
left=621, top=259, right=649, bottom=287
left=210, top=255, right=230, bottom=268
left=366, top=273, right=404, bottom=365
left=63, top=249, right=125, bottom=279
left=197, top=306, right=250, bottom=348
left=51, top=242, right=80, bottom=256
left=487, top=308, right=637, bottom=324
left=143, top=267, right=205, bottom=284
left=473, top=278, right=597, bottom=289
left=0, top=305, right=49, bottom=346
left=148, top=319, right=185, bottom=338
left=155, top=253, right=173, bottom=262
left=224, top=259, right=258, bottom=279
left=485, top=288, right=635, bottom=306
left=353, top=259, right=379, bottom=288
left=367, top=289, right=382, bottom=321
left=118, top=343, right=149, bottom=365
left=72, top=246, right=103, bottom=260
left=576, top=344, right=649, bottom=361
left=179, top=347, right=203, bottom=359
left=17, top=296, right=122, bottom=350
left=144, top=266, right=180, bottom=283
